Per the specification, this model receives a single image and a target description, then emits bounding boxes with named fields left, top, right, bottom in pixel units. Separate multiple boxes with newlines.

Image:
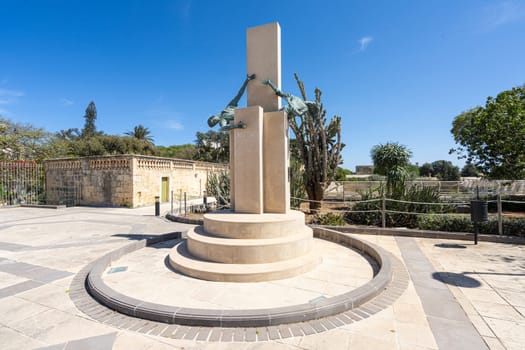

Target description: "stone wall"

left=45, top=155, right=227, bottom=207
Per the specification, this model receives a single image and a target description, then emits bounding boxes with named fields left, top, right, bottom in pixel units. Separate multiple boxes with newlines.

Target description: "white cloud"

left=357, top=36, right=373, bottom=52
left=0, top=89, right=24, bottom=115
left=165, top=120, right=184, bottom=130
left=60, top=98, right=74, bottom=106
left=0, top=89, right=24, bottom=98
left=0, top=108, right=12, bottom=117
left=482, top=1, right=525, bottom=30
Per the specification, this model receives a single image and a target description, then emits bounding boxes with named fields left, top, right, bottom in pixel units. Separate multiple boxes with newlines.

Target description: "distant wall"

left=45, top=155, right=227, bottom=207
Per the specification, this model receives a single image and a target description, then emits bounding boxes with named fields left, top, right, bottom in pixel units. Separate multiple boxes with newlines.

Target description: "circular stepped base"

left=168, top=210, right=320, bottom=282
left=187, top=225, right=313, bottom=264
left=204, top=210, right=307, bottom=239
left=168, top=240, right=321, bottom=282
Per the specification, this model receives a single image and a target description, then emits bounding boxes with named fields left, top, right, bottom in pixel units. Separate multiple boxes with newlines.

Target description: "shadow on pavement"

left=432, top=272, right=482, bottom=288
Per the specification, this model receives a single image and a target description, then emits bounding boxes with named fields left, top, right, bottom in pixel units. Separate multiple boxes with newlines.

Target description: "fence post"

left=179, top=189, right=182, bottom=215
left=184, top=192, right=187, bottom=216
left=381, top=195, right=386, bottom=228
left=170, top=190, right=174, bottom=215
left=497, top=194, right=503, bottom=235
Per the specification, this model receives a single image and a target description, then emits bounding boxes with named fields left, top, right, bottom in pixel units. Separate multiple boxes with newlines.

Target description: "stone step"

left=204, top=210, right=307, bottom=239
left=187, top=226, right=313, bottom=264
left=168, top=241, right=322, bottom=282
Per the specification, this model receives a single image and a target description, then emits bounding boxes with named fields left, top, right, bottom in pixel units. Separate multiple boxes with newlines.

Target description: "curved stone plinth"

left=168, top=241, right=321, bottom=282
left=78, top=229, right=407, bottom=329
left=204, top=210, right=306, bottom=239
left=187, top=225, right=313, bottom=264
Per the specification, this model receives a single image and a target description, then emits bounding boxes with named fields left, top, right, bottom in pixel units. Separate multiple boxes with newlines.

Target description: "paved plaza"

left=0, top=206, right=523, bottom=349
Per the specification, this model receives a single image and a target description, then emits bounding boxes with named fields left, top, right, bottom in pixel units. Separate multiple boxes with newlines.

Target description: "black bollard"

left=155, top=196, right=160, bottom=216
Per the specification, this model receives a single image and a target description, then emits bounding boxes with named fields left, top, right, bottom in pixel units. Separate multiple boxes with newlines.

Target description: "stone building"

left=44, top=155, right=227, bottom=207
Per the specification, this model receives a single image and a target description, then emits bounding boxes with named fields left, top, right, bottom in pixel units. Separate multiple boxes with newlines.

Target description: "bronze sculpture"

left=263, top=79, right=320, bottom=117
left=208, top=74, right=256, bottom=131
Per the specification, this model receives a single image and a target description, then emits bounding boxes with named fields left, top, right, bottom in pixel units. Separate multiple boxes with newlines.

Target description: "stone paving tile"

left=245, top=327, right=257, bottom=341
left=334, top=313, right=353, bottom=325
left=277, top=324, right=292, bottom=338
left=220, top=328, right=234, bottom=342
left=289, top=324, right=303, bottom=337
left=255, top=327, right=269, bottom=341
left=208, top=328, right=222, bottom=342
left=139, top=321, right=159, bottom=334
left=148, top=324, right=168, bottom=336
left=298, top=322, right=316, bottom=335
left=307, top=319, right=326, bottom=333
left=267, top=326, right=280, bottom=340
left=233, top=328, right=245, bottom=342
left=195, top=327, right=212, bottom=341
left=0, top=271, right=28, bottom=289
left=343, top=310, right=363, bottom=321
left=0, top=280, right=43, bottom=298
left=397, top=237, right=488, bottom=350
left=160, top=324, right=178, bottom=338
left=172, top=325, right=190, bottom=339
left=62, top=332, right=118, bottom=350
left=182, top=326, right=199, bottom=340
left=352, top=308, right=369, bottom=319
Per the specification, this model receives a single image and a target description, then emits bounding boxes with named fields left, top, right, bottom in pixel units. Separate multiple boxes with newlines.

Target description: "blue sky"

left=1, top=0, right=524, bottom=170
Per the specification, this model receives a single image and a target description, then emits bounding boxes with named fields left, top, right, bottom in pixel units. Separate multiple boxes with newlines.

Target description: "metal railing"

left=0, top=160, right=44, bottom=206
left=292, top=195, right=524, bottom=235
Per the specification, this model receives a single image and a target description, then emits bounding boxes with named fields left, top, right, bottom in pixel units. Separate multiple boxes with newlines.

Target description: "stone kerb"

left=84, top=228, right=395, bottom=327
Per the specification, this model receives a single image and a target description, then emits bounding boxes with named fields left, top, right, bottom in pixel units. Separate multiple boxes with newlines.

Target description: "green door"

left=161, top=177, right=169, bottom=202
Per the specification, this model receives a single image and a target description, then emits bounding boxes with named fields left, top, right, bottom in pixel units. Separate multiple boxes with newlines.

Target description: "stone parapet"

left=44, top=155, right=227, bottom=208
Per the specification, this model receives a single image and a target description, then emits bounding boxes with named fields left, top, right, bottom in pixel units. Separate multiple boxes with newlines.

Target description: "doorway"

left=161, top=177, right=169, bottom=202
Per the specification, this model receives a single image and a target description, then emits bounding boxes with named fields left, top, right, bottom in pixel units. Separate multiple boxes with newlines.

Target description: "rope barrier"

left=385, top=198, right=469, bottom=206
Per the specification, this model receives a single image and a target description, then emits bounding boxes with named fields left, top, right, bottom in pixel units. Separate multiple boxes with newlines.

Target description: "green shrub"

left=487, top=195, right=525, bottom=213
left=417, top=215, right=473, bottom=233
left=416, top=215, right=525, bottom=237
left=345, top=184, right=451, bottom=228
left=206, top=171, right=230, bottom=208
left=314, top=212, right=346, bottom=226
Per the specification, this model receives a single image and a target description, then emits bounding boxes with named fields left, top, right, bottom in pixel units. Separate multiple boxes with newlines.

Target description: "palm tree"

left=371, top=142, right=412, bottom=198
left=125, top=125, right=154, bottom=144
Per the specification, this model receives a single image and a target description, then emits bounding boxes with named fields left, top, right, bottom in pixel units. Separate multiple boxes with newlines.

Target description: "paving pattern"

left=69, top=246, right=409, bottom=342
left=1, top=206, right=523, bottom=349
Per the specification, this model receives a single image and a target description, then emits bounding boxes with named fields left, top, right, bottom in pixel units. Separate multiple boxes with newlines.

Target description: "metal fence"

left=0, top=160, right=44, bottom=206
left=324, top=180, right=525, bottom=200
left=292, top=196, right=525, bottom=235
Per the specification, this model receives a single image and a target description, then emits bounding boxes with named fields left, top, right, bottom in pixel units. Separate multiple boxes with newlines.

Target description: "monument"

left=169, top=22, right=320, bottom=282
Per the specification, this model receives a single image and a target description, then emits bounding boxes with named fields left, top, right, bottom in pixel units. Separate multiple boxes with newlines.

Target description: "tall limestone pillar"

left=232, top=22, right=289, bottom=214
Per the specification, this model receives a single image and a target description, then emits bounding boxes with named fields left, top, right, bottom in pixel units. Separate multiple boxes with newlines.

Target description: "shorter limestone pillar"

left=232, top=106, right=264, bottom=214
left=263, top=110, right=290, bottom=213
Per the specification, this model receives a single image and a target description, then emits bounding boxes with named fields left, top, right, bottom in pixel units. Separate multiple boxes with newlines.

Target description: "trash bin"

left=470, top=200, right=488, bottom=223
left=470, top=200, right=488, bottom=244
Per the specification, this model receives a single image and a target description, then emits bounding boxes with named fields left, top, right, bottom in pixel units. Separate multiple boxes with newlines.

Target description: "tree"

left=82, top=101, right=98, bottom=138
left=193, top=130, right=229, bottom=163
left=0, top=116, right=66, bottom=161
left=157, top=144, right=197, bottom=159
left=419, top=163, right=434, bottom=177
left=450, top=85, right=525, bottom=179
left=289, top=73, right=344, bottom=210
left=125, top=125, right=154, bottom=144
left=335, top=167, right=352, bottom=181
left=371, top=142, right=412, bottom=198
left=461, top=162, right=480, bottom=177
left=419, top=160, right=460, bottom=180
